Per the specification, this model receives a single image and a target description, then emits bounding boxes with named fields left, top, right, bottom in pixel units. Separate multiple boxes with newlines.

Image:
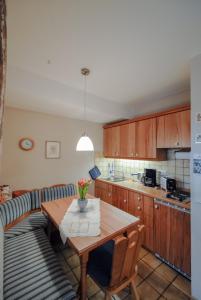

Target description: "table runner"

left=59, top=198, right=101, bottom=243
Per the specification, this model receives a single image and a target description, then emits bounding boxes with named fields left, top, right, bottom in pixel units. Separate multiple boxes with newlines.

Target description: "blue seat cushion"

left=0, top=193, right=32, bottom=226
left=30, top=189, right=42, bottom=210
left=4, top=212, right=48, bottom=240
left=0, top=214, right=4, bottom=300
left=87, top=240, right=114, bottom=287
left=42, top=184, right=77, bottom=203
left=4, top=229, right=77, bottom=300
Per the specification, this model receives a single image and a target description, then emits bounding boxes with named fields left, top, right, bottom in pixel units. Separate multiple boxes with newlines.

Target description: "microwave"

left=160, top=177, right=176, bottom=192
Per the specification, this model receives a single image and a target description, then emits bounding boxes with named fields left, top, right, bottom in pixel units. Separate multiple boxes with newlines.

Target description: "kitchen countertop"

left=97, top=178, right=191, bottom=210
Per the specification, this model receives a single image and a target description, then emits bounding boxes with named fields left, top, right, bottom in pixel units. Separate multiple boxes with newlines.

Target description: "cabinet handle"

left=137, top=196, right=141, bottom=201
left=108, top=193, right=111, bottom=197
left=137, top=206, right=141, bottom=211
left=124, top=199, right=127, bottom=203
left=176, top=141, right=180, bottom=146
left=136, top=153, right=138, bottom=157
left=154, top=204, right=159, bottom=209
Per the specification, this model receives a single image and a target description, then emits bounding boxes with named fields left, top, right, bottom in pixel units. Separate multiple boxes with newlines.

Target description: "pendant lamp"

left=76, top=68, right=94, bottom=151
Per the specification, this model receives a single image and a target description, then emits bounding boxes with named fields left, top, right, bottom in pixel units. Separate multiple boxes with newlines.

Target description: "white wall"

left=1, top=107, right=102, bottom=190
left=191, top=53, right=201, bottom=299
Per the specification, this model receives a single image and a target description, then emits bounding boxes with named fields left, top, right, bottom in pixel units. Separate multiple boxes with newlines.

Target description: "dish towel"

left=59, top=198, right=101, bottom=244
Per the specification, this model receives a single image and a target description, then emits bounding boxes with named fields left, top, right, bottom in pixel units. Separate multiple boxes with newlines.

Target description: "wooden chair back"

left=109, top=225, right=144, bottom=288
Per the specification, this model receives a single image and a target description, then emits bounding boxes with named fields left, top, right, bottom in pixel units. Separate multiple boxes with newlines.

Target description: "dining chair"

left=87, top=225, right=145, bottom=300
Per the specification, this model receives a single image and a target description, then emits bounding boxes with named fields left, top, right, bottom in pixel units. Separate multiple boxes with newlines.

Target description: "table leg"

left=79, top=252, right=89, bottom=300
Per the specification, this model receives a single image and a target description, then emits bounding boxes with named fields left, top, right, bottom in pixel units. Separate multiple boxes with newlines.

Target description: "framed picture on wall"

left=45, top=141, right=61, bottom=159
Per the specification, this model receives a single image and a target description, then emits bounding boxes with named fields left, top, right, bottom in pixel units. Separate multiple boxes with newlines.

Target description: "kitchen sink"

left=102, top=177, right=126, bottom=182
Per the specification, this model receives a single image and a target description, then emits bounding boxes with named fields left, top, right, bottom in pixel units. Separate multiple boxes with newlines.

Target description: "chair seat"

left=5, top=212, right=48, bottom=239
left=87, top=240, right=114, bottom=287
left=4, top=229, right=77, bottom=300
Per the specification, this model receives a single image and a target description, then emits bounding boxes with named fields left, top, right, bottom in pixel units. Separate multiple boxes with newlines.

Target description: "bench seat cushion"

left=4, top=229, right=77, bottom=300
left=4, top=212, right=48, bottom=240
left=0, top=216, right=4, bottom=300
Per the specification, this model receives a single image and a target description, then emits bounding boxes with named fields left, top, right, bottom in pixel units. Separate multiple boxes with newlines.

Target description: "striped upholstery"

left=0, top=215, right=4, bottom=300
left=30, top=189, right=42, bottom=209
left=4, top=229, right=77, bottom=300
left=42, top=184, right=77, bottom=202
left=0, top=193, right=32, bottom=226
left=5, top=212, right=48, bottom=240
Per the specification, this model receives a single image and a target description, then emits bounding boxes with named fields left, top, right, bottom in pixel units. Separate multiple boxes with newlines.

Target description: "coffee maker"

left=143, top=169, right=156, bottom=187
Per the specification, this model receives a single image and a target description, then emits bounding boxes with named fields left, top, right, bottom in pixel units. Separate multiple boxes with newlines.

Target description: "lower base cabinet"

left=154, top=199, right=191, bottom=277
left=95, top=180, right=191, bottom=277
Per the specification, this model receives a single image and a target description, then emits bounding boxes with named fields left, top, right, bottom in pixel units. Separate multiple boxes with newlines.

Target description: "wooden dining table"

left=41, top=195, right=139, bottom=300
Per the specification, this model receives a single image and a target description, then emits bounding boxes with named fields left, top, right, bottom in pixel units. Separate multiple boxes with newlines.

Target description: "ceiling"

left=6, top=0, right=201, bottom=122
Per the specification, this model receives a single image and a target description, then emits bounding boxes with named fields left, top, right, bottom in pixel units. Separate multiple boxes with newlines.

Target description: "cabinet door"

left=113, top=186, right=128, bottom=212
left=157, top=116, right=165, bottom=148
left=112, top=126, right=120, bottom=157
left=168, top=207, right=184, bottom=270
left=178, top=110, right=191, bottom=148
left=120, top=123, right=136, bottom=158
left=164, top=113, right=181, bottom=148
left=128, top=191, right=143, bottom=223
left=105, top=184, right=113, bottom=205
left=136, top=118, right=157, bottom=159
left=157, top=110, right=191, bottom=148
left=143, top=196, right=154, bottom=251
left=103, top=128, right=113, bottom=157
left=103, top=126, right=120, bottom=157
left=154, top=202, right=170, bottom=261
left=182, top=212, right=191, bottom=275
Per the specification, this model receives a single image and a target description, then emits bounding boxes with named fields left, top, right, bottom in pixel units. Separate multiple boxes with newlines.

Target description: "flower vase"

left=78, top=198, right=88, bottom=212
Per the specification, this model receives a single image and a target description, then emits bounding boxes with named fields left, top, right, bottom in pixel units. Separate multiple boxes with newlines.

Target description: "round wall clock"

left=19, top=138, right=34, bottom=151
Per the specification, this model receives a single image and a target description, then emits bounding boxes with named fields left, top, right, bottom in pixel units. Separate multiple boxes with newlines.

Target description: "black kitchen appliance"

left=143, top=168, right=156, bottom=187
left=160, top=176, right=176, bottom=192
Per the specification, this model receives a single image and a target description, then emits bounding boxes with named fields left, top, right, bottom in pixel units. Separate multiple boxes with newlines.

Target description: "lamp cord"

left=84, top=74, right=87, bottom=134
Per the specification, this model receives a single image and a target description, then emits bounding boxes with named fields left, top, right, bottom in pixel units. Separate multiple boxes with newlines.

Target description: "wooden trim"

left=104, top=149, right=167, bottom=161
left=103, top=104, right=190, bottom=128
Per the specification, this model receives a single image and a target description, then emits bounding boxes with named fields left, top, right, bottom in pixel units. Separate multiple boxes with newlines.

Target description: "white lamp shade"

left=76, top=134, right=94, bottom=151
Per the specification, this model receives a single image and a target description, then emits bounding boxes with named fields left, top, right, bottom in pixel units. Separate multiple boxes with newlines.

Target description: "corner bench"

left=0, top=183, right=77, bottom=300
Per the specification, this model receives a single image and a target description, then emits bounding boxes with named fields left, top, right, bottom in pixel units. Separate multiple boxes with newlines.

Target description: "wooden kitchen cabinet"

left=103, top=126, right=120, bottom=157
left=182, top=213, right=191, bottom=275
left=143, top=196, right=154, bottom=251
left=95, top=180, right=113, bottom=205
left=112, top=186, right=128, bottom=211
left=154, top=201, right=171, bottom=262
left=128, top=191, right=143, bottom=223
left=120, top=123, right=136, bottom=158
left=153, top=199, right=191, bottom=276
left=103, top=127, right=113, bottom=157
left=135, top=118, right=157, bottom=159
left=157, top=109, right=191, bottom=148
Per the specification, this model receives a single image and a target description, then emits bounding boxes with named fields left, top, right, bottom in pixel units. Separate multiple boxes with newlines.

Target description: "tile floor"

left=53, top=241, right=191, bottom=300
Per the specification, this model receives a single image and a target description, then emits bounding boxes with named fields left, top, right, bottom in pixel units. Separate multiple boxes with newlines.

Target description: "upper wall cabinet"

left=103, top=105, right=190, bottom=160
left=120, top=122, right=136, bottom=158
left=103, top=126, right=120, bottom=157
left=135, top=118, right=156, bottom=159
left=157, top=109, right=191, bottom=148
left=104, top=119, right=166, bottom=160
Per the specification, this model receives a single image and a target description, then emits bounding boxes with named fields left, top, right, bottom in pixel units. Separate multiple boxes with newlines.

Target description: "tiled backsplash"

left=95, top=150, right=190, bottom=190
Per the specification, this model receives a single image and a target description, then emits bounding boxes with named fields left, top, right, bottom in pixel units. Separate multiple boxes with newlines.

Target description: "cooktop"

left=166, top=191, right=190, bottom=202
